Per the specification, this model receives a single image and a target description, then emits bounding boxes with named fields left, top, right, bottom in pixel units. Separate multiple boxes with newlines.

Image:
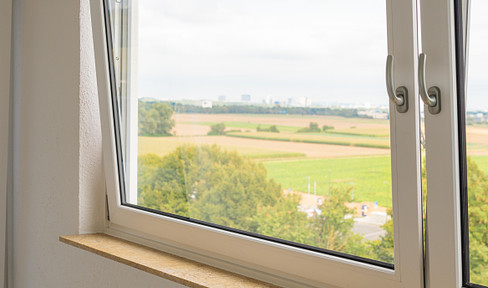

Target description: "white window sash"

left=91, top=0, right=425, bottom=286
left=421, top=0, right=465, bottom=287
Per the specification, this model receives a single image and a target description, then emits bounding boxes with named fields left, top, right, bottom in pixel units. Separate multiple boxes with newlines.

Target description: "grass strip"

left=245, top=152, right=306, bottom=159
left=226, top=133, right=390, bottom=149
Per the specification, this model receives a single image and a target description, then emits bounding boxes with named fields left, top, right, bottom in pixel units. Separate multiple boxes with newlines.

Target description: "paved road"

left=352, top=213, right=390, bottom=241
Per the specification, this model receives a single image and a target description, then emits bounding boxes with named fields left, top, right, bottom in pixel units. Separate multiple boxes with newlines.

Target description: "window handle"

left=386, top=55, right=408, bottom=113
left=419, top=53, right=441, bottom=114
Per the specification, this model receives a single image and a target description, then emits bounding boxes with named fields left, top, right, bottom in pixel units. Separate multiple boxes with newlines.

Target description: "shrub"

left=297, top=122, right=321, bottom=133
left=256, top=125, right=280, bottom=133
left=322, top=125, right=334, bottom=132
left=207, top=122, right=226, bottom=135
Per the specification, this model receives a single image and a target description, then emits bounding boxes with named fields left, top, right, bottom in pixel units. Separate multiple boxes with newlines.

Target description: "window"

left=90, top=0, right=483, bottom=287
left=116, top=0, right=401, bottom=266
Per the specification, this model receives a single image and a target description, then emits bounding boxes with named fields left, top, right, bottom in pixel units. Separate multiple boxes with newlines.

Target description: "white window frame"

left=90, top=0, right=425, bottom=287
left=421, top=0, right=467, bottom=287
left=0, top=0, right=13, bottom=285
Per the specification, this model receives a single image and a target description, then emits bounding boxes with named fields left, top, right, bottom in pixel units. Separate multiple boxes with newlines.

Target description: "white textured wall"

left=11, top=0, right=185, bottom=287
left=79, top=0, right=106, bottom=234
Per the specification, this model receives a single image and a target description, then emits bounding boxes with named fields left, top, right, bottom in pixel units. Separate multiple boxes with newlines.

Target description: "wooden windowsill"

left=60, top=233, right=281, bottom=288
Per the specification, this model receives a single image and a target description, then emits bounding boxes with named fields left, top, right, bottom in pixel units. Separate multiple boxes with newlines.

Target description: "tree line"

left=138, top=144, right=488, bottom=276
left=137, top=144, right=393, bottom=263
left=144, top=100, right=369, bottom=118
left=135, top=107, right=488, bottom=279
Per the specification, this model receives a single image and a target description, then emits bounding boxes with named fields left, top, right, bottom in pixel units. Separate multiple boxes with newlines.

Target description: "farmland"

left=137, top=110, right=488, bottom=269
left=264, top=156, right=392, bottom=207
left=139, top=113, right=394, bottom=208
left=138, top=112, right=488, bottom=210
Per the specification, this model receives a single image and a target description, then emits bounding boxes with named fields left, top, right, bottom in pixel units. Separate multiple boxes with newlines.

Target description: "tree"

left=138, top=153, right=191, bottom=215
left=369, top=208, right=394, bottom=263
left=269, top=125, right=279, bottom=133
left=207, top=122, right=226, bottom=135
left=310, top=187, right=365, bottom=254
left=466, top=158, right=488, bottom=284
left=138, top=145, right=284, bottom=232
left=322, top=125, right=334, bottom=132
left=254, top=193, right=312, bottom=243
left=297, top=122, right=321, bottom=133
left=369, top=157, right=488, bottom=271
left=257, top=125, right=280, bottom=133
left=138, top=144, right=393, bottom=261
left=138, top=102, right=175, bottom=136
left=309, top=122, right=320, bottom=131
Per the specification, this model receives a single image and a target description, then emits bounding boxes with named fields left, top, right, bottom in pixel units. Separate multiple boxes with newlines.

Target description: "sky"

left=466, top=0, right=488, bottom=111
left=136, top=0, right=387, bottom=106
left=134, top=0, right=488, bottom=110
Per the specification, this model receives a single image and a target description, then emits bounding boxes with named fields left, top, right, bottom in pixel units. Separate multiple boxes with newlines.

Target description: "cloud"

left=135, top=0, right=389, bottom=105
left=466, top=1, right=488, bottom=110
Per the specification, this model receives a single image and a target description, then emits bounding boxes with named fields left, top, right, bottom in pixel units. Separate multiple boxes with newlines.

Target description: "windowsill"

left=60, top=233, right=280, bottom=288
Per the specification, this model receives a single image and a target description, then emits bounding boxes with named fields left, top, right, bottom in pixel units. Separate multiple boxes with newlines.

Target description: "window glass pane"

left=465, top=0, right=488, bottom=285
left=110, top=0, right=394, bottom=265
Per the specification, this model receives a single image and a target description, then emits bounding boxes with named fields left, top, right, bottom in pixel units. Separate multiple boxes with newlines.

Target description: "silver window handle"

left=419, top=53, right=441, bottom=114
left=386, top=55, right=408, bottom=113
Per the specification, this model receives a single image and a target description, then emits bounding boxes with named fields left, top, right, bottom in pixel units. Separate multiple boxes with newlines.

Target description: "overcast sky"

left=136, top=0, right=387, bottom=105
left=135, top=0, right=487, bottom=110
left=466, top=0, right=488, bottom=111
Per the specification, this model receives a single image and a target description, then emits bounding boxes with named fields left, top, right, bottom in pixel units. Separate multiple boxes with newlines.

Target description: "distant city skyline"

left=137, top=0, right=388, bottom=107
left=135, top=0, right=488, bottom=111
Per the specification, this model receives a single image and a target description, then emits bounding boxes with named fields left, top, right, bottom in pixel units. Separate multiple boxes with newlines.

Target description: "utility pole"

left=328, top=170, right=331, bottom=196
left=305, top=176, right=310, bottom=195
left=349, top=182, right=354, bottom=200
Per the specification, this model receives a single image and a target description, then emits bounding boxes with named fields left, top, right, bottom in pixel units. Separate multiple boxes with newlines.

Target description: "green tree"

left=138, top=153, right=190, bottom=215
left=207, top=122, right=226, bottom=135
left=310, top=187, right=366, bottom=254
left=297, top=122, right=321, bottom=133
left=138, top=145, right=284, bottom=232
left=309, top=122, right=320, bottom=131
left=269, top=125, right=279, bottom=133
left=138, top=144, right=386, bottom=261
left=369, top=208, right=394, bottom=263
left=466, top=158, right=488, bottom=284
left=257, top=125, right=280, bottom=133
left=370, top=157, right=488, bottom=270
left=138, top=102, right=174, bottom=136
left=322, top=125, right=334, bottom=132
left=254, top=193, right=312, bottom=243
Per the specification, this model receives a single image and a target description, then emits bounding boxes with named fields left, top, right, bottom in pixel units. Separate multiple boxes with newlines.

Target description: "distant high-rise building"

left=287, top=98, right=295, bottom=106
left=218, top=95, right=226, bottom=102
left=299, top=97, right=312, bottom=107
left=241, top=94, right=251, bottom=102
left=265, top=95, right=274, bottom=105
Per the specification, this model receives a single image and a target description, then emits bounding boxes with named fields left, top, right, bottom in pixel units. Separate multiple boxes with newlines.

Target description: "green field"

left=469, top=155, right=488, bottom=173
left=264, top=156, right=393, bottom=207
left=139, top=114, right=488, bottom=209
left=140, top=115, right=395, bottom=207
